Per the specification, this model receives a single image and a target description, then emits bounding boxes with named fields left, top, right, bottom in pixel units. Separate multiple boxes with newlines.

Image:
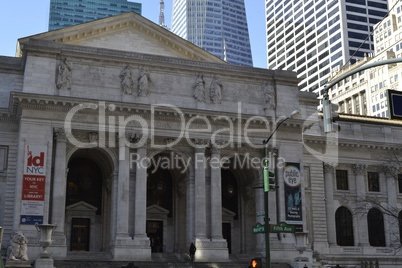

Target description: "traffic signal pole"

left=263, top=146, right=271, bottom=268
left=262, top=110, right=300, bottom=268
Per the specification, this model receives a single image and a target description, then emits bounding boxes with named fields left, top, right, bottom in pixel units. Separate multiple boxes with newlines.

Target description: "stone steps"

left=53, top=253, right=292, bottom=268
left=53, top=253, right=255, bottom=268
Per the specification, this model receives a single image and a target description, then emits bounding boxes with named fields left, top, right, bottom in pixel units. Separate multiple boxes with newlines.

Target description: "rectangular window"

left=336, top=170, right=349, bottom=190
left=397, top=174, right=402, bottom=193
left=368, top=172, right=380, bottom=192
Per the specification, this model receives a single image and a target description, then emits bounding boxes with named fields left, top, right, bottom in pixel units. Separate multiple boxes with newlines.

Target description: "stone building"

left=1, top=11, right=402, bottom=268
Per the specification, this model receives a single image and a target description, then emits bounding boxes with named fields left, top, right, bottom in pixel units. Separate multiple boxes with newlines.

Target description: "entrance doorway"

left=222, top=222, right=232, bottom=253
left=71, top=218, right=90, bottom=251
left=147, top=220, right=163, bottom=252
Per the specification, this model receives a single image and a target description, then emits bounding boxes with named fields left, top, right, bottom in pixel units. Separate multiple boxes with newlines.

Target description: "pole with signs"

left=261, top=110, right=300, bottom=268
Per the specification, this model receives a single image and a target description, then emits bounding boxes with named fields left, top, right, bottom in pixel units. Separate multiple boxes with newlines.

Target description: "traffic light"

left=264, top=167, right=276, bottom=192
left=250, top=257, right=262, bottom=267
left=269, top=175, right=277, bottom=192
left=322, top=94, right=339, bottom=133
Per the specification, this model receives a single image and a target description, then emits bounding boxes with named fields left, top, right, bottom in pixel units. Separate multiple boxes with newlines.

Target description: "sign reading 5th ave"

left=270, top=222, right=295, bottom=233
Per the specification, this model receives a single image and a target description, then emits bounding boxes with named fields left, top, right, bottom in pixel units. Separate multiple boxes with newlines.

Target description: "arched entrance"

left=65, top=148, right=114, bottom=252
left=145, top=151, right=188, bottom=253
left=221, top=154, right=260, bottom=254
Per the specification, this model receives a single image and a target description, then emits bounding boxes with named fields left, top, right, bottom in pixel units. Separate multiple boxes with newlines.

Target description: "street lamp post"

left=262, top=110, right=300, bottom=268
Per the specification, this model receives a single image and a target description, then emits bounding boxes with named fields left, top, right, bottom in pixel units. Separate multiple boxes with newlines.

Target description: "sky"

left=0, top=1, right=267, bottom=68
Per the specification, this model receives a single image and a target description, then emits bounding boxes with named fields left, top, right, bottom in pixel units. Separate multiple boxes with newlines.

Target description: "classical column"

left=210, top=145, right=223, bottom=240
left=110, top=172, right=118, bottom=240
left=193, top=139, right=208, bottom=240
left=186, top=169, right=195, bottom=245
left=134, top=143, right=148, bottom=239
left=51, top=128, right=67, bottom=254
left=115, top=134, right=130, bottom=238
left=323, top=163, right=336, bottom=246
left=352, top=163, right=369, bottom=246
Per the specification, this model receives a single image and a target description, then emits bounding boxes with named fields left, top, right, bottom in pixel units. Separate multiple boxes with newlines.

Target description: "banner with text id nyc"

left=20, top=144, right=46, bottom=224
left=284, top=163, right=302, bottom=225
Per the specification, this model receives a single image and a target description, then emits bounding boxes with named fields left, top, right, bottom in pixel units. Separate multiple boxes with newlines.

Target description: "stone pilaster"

left=210, top=145, right=223, bottom=240
left=50, top=127, right=67, bottom=257
left=134, top=144, right=148, bottom=239
left=193, top=139, right=208, bottom=240
left=323, top=163, right=336, bottom=246
left=116, top=133, right=130, bottom=238
left=209, top=144, right=229, bottom=258
left=352, top=163, right=369, bottom=246
left=385, top=166, right=398, bottom=247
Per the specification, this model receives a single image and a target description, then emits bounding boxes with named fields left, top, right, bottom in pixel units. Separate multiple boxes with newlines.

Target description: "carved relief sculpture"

left=56, top=58, right=72, bottom=90
left=263, top=81, right=276, bottom=110
left=138, top=67, right=150, bottom=97
left=7, top=230, right=29, bottom=262
left=194, top=74, right=206, bottom=102
left=210, top=76, right=223, bottom=104
left=119, top=65, right=134, bottom=95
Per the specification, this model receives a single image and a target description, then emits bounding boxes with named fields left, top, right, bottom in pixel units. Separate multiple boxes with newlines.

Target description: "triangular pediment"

left=222, top=207, right=236, bottom=221
left=17, top=12, right=225, bottom=63
left=66, top=201, right=98, bottom=212
left=147, top=204, right=169, bottom=215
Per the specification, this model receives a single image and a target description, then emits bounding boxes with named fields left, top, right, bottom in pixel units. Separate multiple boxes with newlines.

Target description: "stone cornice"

left=10, top=92, right=303, bottom=131
left=303, top=135, right=402, bottom=151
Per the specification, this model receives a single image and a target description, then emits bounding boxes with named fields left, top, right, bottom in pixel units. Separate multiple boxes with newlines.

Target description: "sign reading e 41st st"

left=270, top=222, right=295, bottom=233
left=252, top=222, right=265, bottom=234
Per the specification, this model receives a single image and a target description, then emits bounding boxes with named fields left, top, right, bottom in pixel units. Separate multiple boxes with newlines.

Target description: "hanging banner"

left=284, top=162, right=302, bottom=225
left=20, top=144, right=46, bottom=224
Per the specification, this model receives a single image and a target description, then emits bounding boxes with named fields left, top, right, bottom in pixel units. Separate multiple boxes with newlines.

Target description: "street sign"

left=256, top=211, right=265, bottom=217
left=270, top=222, right=295, bottom=233
left=252, top=222, right=265, bottom=234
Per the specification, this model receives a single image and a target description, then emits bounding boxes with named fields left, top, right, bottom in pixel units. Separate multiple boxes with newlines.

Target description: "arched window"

left=335, top=206, right=354, bottom=246
left=367, top=208, right=386, bottom=247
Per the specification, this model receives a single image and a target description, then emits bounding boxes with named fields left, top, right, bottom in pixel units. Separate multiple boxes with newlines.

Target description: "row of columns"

left=323, top=163, right=398, bottom=247
left=50, top=130, right=227, bottom=258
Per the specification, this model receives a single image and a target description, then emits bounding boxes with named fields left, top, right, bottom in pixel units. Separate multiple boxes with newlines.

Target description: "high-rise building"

left=265, top=0, right=388, bottom=97
left=48, top=0, right=142, bottom=31
left=171, top=0, right=253, bottom=67
left=329, top=0, right=402, bottom=118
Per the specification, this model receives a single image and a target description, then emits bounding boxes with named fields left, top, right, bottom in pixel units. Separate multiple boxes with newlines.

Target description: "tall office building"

left=49, top=0, right=141, bottom=31
left=329, top=0, right=402, bottom=118
left=171, top=0, right=253, bottom=66
left=265, top=0, right=388, bottom=96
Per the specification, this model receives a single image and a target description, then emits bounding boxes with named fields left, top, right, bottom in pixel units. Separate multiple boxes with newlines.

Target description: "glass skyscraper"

left=171, top=0, right=253, bottom=67
left=265, top=0, right=388, bottom=96
left=49, top=0, right=142, bottom=31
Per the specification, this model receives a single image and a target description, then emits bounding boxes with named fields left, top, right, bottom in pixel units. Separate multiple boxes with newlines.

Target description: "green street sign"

left=252, top=222, right=265, bottom=234
left=256, top=211, right=265, bottom=217
left=270, top=222, right=295, bottom=233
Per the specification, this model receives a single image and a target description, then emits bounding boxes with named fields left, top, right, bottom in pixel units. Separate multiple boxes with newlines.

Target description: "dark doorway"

left=66, top=158, right=103, bottom=214
left=147, top=220, right=163, bottom=252
left=222, top=222, right=231, bottom=253
left=71, top=218, right=90, bottom=251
